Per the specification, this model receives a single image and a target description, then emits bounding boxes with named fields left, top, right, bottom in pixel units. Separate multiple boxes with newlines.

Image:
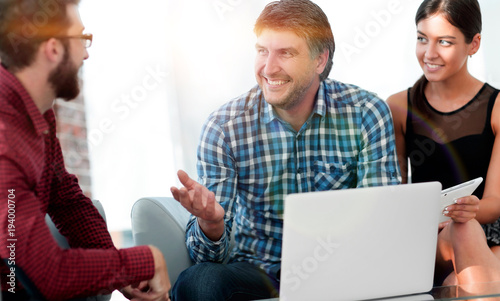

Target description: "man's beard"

left=48, top=44, right=81, bottom=101
left=261, top=73, right=315, bottom=111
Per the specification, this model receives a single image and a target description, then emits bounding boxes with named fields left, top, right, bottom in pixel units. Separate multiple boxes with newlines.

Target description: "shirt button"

left=43, top=130, right=49, bottom=135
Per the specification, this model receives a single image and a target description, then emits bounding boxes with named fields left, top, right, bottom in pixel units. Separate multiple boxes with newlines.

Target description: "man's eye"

left=257, top=48, right=268, bottom=55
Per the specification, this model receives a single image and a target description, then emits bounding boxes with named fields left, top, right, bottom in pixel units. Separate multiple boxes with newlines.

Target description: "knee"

left=171, top=262, right=226, bottom=301
left=448, top=219, right=489, bottom=254
left=450, top=219, right=484, bottom=241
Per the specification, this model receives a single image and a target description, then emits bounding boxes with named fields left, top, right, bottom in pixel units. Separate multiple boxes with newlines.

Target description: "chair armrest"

left=131, top=197, right=193, bottom=285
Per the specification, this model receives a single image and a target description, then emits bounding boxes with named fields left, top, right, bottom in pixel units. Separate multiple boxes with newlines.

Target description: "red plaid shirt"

left=0, top=65, right=154, bottom=300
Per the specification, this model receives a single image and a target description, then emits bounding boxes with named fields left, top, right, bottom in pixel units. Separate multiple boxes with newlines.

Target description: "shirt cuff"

left=193, top=218, right=227, bottom=246
left=119, top=245, right=155, bottom=285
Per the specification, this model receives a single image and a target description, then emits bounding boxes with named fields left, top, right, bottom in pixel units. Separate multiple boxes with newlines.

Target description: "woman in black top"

left=388, top=0, right=500, bottom=286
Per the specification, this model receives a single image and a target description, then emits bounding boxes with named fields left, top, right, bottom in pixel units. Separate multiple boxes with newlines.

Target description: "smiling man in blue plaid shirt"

left=170, top=0, right=401, bottom=300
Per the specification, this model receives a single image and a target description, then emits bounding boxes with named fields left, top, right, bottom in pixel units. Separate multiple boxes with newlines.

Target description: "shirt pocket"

left=312, top=161, right=356, bottom=191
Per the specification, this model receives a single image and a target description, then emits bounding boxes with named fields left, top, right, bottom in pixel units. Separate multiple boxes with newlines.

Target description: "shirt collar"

left=314, top=81, right=327, bottom=118
left=0, top=64, right=50, bottom=136
left=260, top=81, right=328, bottom=124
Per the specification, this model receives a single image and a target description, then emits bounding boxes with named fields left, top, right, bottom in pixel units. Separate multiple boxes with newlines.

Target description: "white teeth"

left=426, top=63, right=440, bottom=69
left=268, top=79, right=288, bottom=85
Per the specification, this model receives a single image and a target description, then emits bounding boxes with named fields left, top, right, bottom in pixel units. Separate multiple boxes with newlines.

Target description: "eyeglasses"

left=53, top=33, right=93, bottom=48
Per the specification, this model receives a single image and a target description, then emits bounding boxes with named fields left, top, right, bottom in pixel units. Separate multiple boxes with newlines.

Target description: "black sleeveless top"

left=406, top=83, right=500, bottom=246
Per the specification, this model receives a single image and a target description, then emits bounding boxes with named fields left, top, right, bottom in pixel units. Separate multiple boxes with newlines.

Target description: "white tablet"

left=439, top=177, right=483, bottom=224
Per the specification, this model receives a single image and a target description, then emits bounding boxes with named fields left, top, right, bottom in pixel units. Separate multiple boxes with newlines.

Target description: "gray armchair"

left=130, top=197, right=193, bottom=285
left=131, top=197, right=239, bottom=287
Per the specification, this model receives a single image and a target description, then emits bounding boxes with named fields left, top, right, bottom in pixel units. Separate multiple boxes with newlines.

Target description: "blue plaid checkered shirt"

left=186, top=79, right=401, bottom=276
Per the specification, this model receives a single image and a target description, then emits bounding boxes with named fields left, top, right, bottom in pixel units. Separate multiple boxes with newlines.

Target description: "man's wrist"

left=197, top=217, right=225, bottom=241
left=148, top=245, right=166, bottom=272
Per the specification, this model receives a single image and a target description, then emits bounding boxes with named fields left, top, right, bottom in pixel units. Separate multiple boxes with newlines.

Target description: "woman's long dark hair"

left=411, top=0, right=482, bottom=107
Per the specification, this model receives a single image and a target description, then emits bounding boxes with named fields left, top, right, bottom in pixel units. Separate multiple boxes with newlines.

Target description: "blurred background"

left=71, top=1, right=500, bottom=298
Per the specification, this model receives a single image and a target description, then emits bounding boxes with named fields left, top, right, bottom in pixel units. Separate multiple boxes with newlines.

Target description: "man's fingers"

left=136, top=280, right=150, bottom=291
left=205, top=191, right=216, bottom=217
left=170, top=187, right=180, bottom=201
left=178, top=187, right=194, bottom=209
left=172, top=170, right=219, bottom=221
left=120, top=286, right=134, bottom=299
left=130, top=290, right=167, bottom=301
left=171, top=170, right=196, bottom=201
left=191, top=186, right=204, bottom=213
left=177, top=169, right=197, bottom=189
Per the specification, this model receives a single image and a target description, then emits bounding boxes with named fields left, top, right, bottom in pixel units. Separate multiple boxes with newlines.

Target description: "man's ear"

left=41, top=38, right=64, bottom=64
left=315, top=49, right=329, bottom=75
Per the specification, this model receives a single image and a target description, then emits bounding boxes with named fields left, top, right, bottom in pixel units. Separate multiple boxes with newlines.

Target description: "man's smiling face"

left=254, top=28, right=322, bottom=111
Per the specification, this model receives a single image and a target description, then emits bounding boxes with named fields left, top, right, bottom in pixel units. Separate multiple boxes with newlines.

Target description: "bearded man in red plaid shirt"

left=0, top=1, right=170, bottom=300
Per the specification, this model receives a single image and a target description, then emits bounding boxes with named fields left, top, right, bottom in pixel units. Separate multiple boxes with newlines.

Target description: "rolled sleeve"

left=186, top=217, right=229, bottom=263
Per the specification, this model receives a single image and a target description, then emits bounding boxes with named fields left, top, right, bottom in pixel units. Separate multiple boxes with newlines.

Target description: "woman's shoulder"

left=492, top=88, right=500, bottom=135
left=386, top=89, right=410, bottom=131
left=387, top=89, right=409, bottom=114
left=387, top=89, right=408, bottom=104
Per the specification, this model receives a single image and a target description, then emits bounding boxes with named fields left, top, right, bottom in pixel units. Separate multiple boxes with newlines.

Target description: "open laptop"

left=280, top=182, right=442, bottom=301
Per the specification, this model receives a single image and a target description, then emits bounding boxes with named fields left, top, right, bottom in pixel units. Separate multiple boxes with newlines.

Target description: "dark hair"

left=411, top=0, right=482, bottom=106
left=0, top=0, right=80, bottom=71
left=254, top=0, right=335, bottom=81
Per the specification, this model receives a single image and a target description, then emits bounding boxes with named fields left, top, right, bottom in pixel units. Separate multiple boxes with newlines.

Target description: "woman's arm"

left=477, top=93, right=500, bottom=224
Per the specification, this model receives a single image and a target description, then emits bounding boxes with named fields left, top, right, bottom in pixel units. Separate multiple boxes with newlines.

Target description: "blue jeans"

left=171, top=262, right=279, bottom=301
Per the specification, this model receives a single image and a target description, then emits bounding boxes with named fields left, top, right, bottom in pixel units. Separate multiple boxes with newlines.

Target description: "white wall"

left=79, top=0, right=178, bottom=231
left=79, top=0, right=500, bottom=232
